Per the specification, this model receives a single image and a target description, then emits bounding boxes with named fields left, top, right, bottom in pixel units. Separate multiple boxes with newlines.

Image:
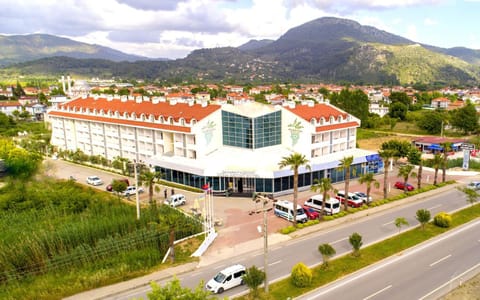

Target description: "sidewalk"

left=66, top=168, right=476, bottom=299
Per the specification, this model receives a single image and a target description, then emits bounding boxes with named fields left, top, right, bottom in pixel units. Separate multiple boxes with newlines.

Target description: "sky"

left=0, top=0, right=478, bottom=60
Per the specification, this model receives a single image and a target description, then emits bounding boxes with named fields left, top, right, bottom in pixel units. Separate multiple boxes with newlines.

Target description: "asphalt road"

left=109, top=186, right=473, bottom=299
left=297, top=219, right=480, bottom=300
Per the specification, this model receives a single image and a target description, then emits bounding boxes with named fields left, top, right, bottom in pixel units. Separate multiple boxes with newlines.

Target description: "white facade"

left=48, top=95, right=378, bottom=194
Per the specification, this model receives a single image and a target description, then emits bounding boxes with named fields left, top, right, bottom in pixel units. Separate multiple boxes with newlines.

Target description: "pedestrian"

left=164, top=189, right=167, bottom=199
left=171, top=188, right=175, bottom=195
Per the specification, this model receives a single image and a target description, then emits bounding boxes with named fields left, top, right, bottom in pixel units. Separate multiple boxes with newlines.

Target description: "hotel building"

left=47, top=95, right=382, bottom=196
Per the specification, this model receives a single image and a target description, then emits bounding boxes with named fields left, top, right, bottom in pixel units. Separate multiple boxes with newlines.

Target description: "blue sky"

left=0, top=0, right=477, bottom=59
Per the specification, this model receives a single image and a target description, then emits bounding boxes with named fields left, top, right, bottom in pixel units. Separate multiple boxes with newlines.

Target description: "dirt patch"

left=439, top=271, right=480, bottom=300
left=358, top=135, right=414, bottom=151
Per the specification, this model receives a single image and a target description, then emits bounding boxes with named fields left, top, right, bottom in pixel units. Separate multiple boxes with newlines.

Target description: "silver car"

left=466, top=181, right=480, bottom=190
left=86, top=176, right=103, bottom=186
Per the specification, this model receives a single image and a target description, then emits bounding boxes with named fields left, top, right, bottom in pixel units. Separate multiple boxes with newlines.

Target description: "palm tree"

left=337, top=156, right=354, bottom=211
left=358, top=173, right=380, bottom=205
left=431, top=153, right=443, bottom=185
left=379, top=149, right=395, bottom=199
left=139, top=169, right=163, bottom=204
left=278, top=152, right=310, bottom=226
left=397, top=164, right=417, bottom=193
left=440, top=142, right=452, bottom=183
left=311, top=177, right=334, bottom=214
left=417, top=158, right=423, bottom=190
left=318, top=243, right=336, bottom=268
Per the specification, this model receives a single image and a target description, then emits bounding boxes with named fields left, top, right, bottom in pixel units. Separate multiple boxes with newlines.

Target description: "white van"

left=205, top=264, right=246, bottom=294
left=164, top=194, right=186, bottom=207
left=304, top=194, right=340, bottom=215
left=273, top=200, right=308, bottom=223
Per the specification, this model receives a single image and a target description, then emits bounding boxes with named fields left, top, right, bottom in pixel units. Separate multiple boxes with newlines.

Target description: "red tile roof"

left=0, top=101, right=21, bottom=107
left=316, top=121, right=359, bottom=132
left=285, top=103, right=348, bottom=121
left=48, top=111, right=192, bottom=133
left=57, top=97, right=221, bottom=123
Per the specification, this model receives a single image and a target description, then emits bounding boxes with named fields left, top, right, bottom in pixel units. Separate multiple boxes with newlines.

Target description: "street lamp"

left=134, top=159, right=140, bottom=220
left=253, top=193, right=271, bottom=293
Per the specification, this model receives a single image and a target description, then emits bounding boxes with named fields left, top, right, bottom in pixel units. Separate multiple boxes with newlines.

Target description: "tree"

left=440, top=142, right=452, bottom=183
left=407, top=147, right=422, bottom=166
left=431, top=154, right=443, bottom=185
left=5, top=147, right=42, bottom=180
left=318, top=243, right=336, bottom=268
left=389, top=91, right=411, bottom=106
left=458, top=187, right=480, bottom=206
left=291, top=262, right=312, bottom=287
left=139, top=169, right=163, bottom=204
left=278, top=152, right=310, bottom=226
left=337, top=156, right=354, bottom=211
left=158, top=207, right=184, bottom=263
left=242, top=265, right=265, bottom=298
left=111, top=179, right=128, bottom=198
left=388, top=102, right=407, bottom=120
left=310, top=177, right=334, bottom=214
left=349, top=232, right=363, bottom=257
left=417, top=159, right=424, bottom=190
left=329, top=88, right=370, bottom=123
left=381, top=139, right=412, bottom=159
left=450, top=101, right=479, bottom=134
left=397, top=164, right=417, bottom=193
left=417, top=110, right=446, bottom=134
left=395, top=217, right=409, bottom=233
left=416, top=209, right=431, bottom=230
left=379, top=149, right=395, bottom=199
left=358, top=172, right=379, bottom=205
left=147, top=277, right=212, bottom=300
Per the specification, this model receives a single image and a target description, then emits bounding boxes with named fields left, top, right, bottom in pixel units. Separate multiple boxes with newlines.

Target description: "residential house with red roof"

left=47, top=96, right=379, bottom=196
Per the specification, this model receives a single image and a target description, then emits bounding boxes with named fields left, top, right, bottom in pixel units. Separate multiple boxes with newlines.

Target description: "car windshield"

left=356, top=192, right=366, bottom=197
left=213, top=272, right=226, bottom=283
left=297, top=208, right=305, bottom=215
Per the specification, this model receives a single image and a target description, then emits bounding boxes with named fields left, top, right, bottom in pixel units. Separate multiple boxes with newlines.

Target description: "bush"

left=280, top=226, right=297, bottom=234
left=291, top=262, right=312, bottom=287
left=434, top=212, right=452, bottom=228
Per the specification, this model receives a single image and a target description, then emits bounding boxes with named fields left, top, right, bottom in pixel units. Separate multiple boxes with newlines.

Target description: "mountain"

left=2, top=17, right=480, bottom=85
left=0, top=34, right=148, bottom=66
left=238, top=39, right=274, bottom=51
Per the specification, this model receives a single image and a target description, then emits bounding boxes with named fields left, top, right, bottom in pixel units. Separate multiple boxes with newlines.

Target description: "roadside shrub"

left=291, top=262, right=312, bottom=287
left=323, top=215, right=334, bottom=221
left=280, top=226, right=296, bottom=234
left=434, top=212, right=452, bottom=228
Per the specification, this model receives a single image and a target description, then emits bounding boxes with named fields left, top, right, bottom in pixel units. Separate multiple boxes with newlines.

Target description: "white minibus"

left=273, top=200, right=308, bottom=223
left=304, top=194, right=340, bottom=215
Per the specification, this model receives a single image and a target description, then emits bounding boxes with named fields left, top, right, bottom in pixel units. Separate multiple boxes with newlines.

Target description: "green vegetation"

left=147, top=277, right=212, bottom=300
left=434, top=212, right=452, bottom=228
left=238, top=202, right=480, bottom=299
left=291, top=262, right=312, bottom=288
left=243, top=265, right=266, bottom=298
left=0, top=178, right=202, bottom=300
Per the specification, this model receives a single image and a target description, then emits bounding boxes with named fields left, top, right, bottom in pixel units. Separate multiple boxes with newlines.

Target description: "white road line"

left=331, top=237, right=348, bottom=244
left=429, top=254, right=452, bottom=267
left=269, top=260, right=282, bottom=266
left=382, top=221, right=394, bottom=226
left=419, top=262, right=480, bottom=300
left=363, top=285, right=392, bottom=300
left=428, top=204, right=442, bottom=210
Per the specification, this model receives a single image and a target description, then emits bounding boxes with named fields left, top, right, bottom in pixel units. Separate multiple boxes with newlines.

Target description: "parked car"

left=86, top=176, right=103, bottom=186
left=466, top=181, right=480, bottom=190
left=164, top=194, right=186, bottom=207
left=353, top=192, right=372, bottom=204
left=106, top=178, right=130, bottom=192
left=394, top=181, right=414, bottom=191
left=205, top=264, right=246, bottom=294
left=302, top=205, right=320, bottom=220
left=335, top=190, right=363, bottom=208
left=122, top=185, right=145, bottom=196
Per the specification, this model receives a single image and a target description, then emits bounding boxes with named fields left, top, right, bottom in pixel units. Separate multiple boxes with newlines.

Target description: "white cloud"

left=405, top=24, right=418, bottom=42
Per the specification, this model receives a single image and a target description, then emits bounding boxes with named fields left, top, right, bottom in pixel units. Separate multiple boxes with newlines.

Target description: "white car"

left=353, top=192, right=373, bottom=204
left=123, top=185, right=145, bottom=197
left=466, top=181, right=480, bottom=190
left=164, top=194, right=186, bottom=207
left=205, top=264, right=246, bottom=294
left=86, top=176, right=103, bottom=186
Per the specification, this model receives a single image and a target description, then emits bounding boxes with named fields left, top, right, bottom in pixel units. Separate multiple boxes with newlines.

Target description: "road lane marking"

left=428, top=204, right=442, bottom=210
left=382, top=221, right=394, bottom=226
left=363, top=285, right=392, bottom=300
left=429, top=254, right=451, bottom=267
left=331, top=237, right=348, bottom=244
left=269, top=260, right=282, bottom=266
left=419, top=262, right=480, bottom=300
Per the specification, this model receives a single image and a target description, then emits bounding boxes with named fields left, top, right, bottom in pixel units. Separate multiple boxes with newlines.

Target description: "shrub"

left=280, top=225, right=296, bottom=234
left=434, top=212, right=452, bottom=228
left=291, top=262, right=312, bottom=287
left=243, top=265, right=265, bottom=297
left=323, top=216, right=334, bottom=221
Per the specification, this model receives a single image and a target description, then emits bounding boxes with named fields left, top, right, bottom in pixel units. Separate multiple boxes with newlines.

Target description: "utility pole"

left=253, top=193, right=270, bottom=293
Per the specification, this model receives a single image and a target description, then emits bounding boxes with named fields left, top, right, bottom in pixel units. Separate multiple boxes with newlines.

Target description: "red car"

left=302, top=205, right=320, bottom=220
left=106, top=178, right=130, bottom=192
left=394, top=181, right=414, bottom=191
